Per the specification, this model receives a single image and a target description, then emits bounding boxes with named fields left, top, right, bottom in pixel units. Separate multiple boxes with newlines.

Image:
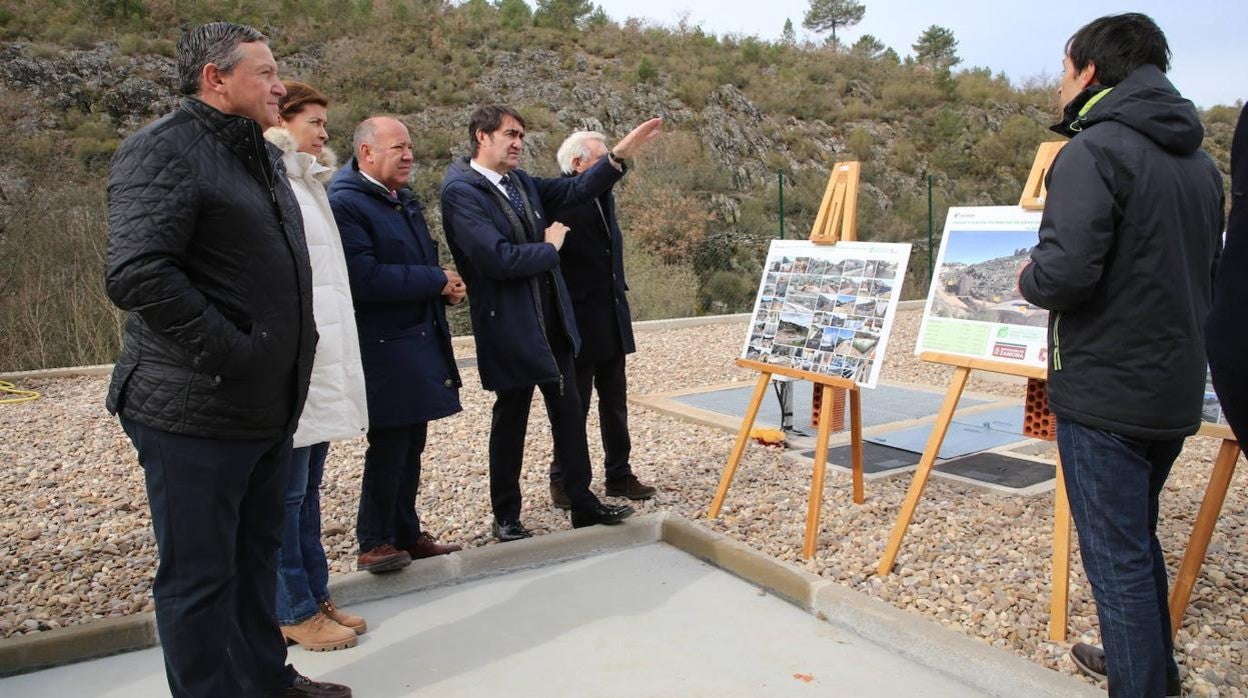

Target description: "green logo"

left=997, top=327, right=1010, bottom=338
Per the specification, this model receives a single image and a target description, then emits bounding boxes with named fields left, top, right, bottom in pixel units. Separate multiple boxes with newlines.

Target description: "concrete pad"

left=1, top=544, right=1029, bottom=698
left=0, top=515, right=1097, bottom=698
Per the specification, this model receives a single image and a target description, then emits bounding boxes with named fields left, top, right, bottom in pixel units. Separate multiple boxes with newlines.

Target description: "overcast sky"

left=589, top=0, right=1244, bottom=108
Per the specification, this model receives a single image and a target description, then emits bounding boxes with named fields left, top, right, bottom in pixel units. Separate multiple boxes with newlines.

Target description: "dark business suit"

left=548, top=177, right=637, bottom=485
left=440, top=156, right=623, bottom=522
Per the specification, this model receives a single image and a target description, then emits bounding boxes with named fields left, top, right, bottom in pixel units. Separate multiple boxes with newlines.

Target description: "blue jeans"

left=1057, top=418, right=1183, bottom=698
left=275, top=443, right=331, bottom=626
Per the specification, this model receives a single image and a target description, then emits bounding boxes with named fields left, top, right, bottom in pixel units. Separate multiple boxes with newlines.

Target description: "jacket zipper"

left=1052, top=312, right=1063, bottom=371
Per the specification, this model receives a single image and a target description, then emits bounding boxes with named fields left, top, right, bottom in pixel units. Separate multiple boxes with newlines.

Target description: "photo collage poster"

left=741, top=240, right=912, bottom=389
left=916, top=206, right=1048, bottom=367
left=1203, top=371, right=1231, bottom=427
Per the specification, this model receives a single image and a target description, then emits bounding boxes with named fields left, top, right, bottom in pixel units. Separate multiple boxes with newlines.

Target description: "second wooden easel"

left=873, top=142, right=1077, bottom=640
left=1168, top=422, right=1242, bottom=639
left=708, top=161, right=866, bottom=560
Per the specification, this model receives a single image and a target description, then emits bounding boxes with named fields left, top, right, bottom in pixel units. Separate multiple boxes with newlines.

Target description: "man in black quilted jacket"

left=1018, top=13, right=1223, bottom=698
left=104, top=22, right=348, bottom=698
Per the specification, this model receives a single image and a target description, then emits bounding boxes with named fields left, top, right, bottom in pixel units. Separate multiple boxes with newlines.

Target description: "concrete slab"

left=0, top=515, right=1097, bottom=698
left=0, top=545, right=1011, bottom=698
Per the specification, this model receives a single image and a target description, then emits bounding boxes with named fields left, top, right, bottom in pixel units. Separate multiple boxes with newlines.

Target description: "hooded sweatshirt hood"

left=1051, top=64, right=1204, bottom=155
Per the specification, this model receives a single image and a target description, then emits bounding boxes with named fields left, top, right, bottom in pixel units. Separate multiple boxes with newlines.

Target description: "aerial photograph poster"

left=916, top=206, right=1048, bottom=368
left=741, top=239, right=911, bottom=389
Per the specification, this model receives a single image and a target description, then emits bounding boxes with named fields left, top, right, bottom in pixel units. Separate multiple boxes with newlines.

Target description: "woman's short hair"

left=278, top=80, right=329, bottom=120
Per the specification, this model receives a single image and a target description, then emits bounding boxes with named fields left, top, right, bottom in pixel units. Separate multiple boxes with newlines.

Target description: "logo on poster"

left=991, top=343, right=1028, bottom=360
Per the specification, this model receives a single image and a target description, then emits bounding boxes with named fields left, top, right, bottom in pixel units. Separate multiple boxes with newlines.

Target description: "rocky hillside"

left=0, top=1, right=1236, bottom=371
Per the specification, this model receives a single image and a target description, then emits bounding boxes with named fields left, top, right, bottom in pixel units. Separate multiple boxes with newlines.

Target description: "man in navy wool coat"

left=440, top=105, right=662, bottom=541
left=329, top=116, right=466, bottom=572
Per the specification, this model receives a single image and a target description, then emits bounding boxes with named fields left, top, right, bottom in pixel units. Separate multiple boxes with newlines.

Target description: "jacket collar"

left=181, top=97, right=284, bottom=185
left=181, top=97, right=265, bottom=147
left=333, top=157, right=418, bottom=206
left=263, top=127, right=337, bottom=183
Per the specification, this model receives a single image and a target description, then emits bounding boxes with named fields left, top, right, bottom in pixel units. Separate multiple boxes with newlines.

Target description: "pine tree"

left=781, top=18, right=797, bottom=46
left=533, top=0, right=594, bottom=30
left=913, top=24, right=961, bottom=71
left=802, top=0, right=866, bottom=47
left=850, top=34, right=886, bottom=59
left=496, top=0, right=532, bottom=30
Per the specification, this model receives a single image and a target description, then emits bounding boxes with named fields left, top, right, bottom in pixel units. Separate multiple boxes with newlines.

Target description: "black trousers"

left=357, top=422, right=427, bottom=551
left=489, top=339, right=601, bottom=522
left=550, top=351, right=632, bottom=484
left=121, top=417, right=296, bottom=698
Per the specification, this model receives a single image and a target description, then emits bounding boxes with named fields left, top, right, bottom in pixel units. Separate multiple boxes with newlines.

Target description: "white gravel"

left=2, top=308, right=1245, bottom=695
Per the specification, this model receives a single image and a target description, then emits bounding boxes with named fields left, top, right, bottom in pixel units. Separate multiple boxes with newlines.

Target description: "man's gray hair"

left=556, top=131, right=608, bottom=175
left=177, top=22, right=267, bottom=96
left=353, top=118, right=381, bottom=155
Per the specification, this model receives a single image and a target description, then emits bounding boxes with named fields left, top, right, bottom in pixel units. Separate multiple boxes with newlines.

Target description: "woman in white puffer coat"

left=264, top=81, right=368, bottom=652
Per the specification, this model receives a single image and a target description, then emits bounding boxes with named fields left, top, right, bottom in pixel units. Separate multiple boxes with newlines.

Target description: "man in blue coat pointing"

left=440, top=105, right=662, bottom=541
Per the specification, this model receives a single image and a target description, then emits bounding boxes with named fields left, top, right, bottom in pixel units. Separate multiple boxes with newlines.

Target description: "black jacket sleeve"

left=1019, top=140, right=1120, bottom=312
left=104, top=133, right=255, bottom=376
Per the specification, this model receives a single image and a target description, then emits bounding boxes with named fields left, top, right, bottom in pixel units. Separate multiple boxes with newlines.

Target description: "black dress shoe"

left=283, top=673, right=351, bottom=697
left=492, top=519, right=533, bottom=542
left=570, top=503, right=635, bottom=528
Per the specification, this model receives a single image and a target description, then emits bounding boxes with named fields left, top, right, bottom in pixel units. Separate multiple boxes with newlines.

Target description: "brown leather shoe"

left=319, top=598, right=366, bottom=635
left=356, top=544, right=411, bottom=573
left=283, top=673, right=352, bottom=697
left=550, top=481, right=572, bottom=510
left=605, top=474, right=657, bottom=500
left=281, top=611, right=357, bottom=652
left=403, top=532, right=462, bottom=559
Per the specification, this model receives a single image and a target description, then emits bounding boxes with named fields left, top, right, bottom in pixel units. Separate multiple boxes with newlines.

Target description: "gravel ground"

left=2, top=308, right=1245, bottom=695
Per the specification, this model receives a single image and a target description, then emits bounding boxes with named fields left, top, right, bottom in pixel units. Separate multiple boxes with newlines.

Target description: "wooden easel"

left=708, top=161, right=866, bottom=560
left=874, top=143, right=1078, bottom=641
left=1168, top=422, right=1241, bottom=639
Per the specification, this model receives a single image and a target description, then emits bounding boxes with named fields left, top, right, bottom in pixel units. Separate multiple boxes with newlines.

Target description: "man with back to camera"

left=104, top=21, right=350, bottom=698
left=1018, top=13, right=1224, bottom=697
left=327, top=116, right=466, bottom=574
left=439, top=105, right=662, bottom=541
left=545, top=130, right=657, bottom=509
left=1206, top=106, right=1248, bottom=443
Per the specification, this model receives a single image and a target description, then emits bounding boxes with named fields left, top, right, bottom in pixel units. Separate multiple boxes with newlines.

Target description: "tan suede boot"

left=281, top=611, right=358, bottom=651
left=319, top=598, right=367, bottom=635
